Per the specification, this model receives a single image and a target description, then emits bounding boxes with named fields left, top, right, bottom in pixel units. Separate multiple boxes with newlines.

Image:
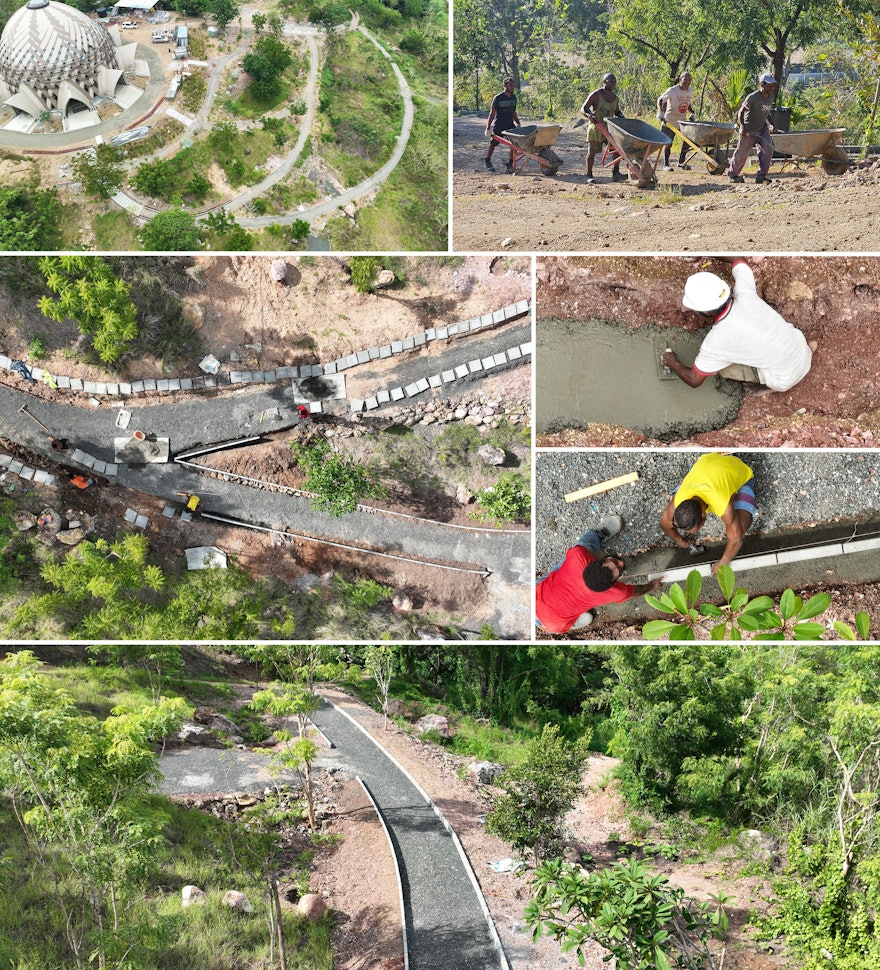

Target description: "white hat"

left=760, top=72, right=777, bottom=84
left=682, top=272, right=731, bottom=312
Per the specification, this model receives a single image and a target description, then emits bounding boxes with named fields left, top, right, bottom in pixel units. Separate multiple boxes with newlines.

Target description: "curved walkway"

left=311, top=697, right=505, bottom=970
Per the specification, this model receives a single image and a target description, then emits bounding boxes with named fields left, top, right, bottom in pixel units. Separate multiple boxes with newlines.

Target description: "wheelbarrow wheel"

left=822, top=147, right=849, bottom=176
left=537, top=147, right=561, bottom=176
left=712, top=147, right=729, bottom=169
left=636, top=160, right=655, bottom=188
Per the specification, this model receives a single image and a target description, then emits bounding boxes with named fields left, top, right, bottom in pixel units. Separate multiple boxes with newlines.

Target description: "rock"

left=392, top=593, right=413, bottom=612
left=455, top=483, right=473, bottom=505
left=13, top=511, right=36, bottom=531
left=221, top=890, right=253, bottom=913
left=269, top=258, right=287, bottom=283
left=178, top=723, right=224, bottom=746
left=785, top=281, right=813, bottom=301
left=194, top=708, right=243, bottom=739
left=737, top=828, right=777, bottom=861
left=386, top=698, right=407, bottom=717
left=477, top=444, right=505, bottom=466
left=501, top=237, right=513, bottom=247
left=233, top=792, right=259, bottom=807
left=181, top=299, right=204, bottom=329
left=297, top=894, right=326, bottom=919
left=416, top=714, right=450, bottom=738
left=375, top=269, right=396, bottom=289
left=467, top=761, right=505, bottom=784
left=181, top=885, right=207, bottom=907
left=56, top=527, right=86, bottom=545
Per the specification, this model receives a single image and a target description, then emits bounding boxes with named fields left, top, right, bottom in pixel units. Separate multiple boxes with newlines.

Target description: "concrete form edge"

left=356, top=776, right=409, bottom=970
left=324, top=697, right=511, bottom=970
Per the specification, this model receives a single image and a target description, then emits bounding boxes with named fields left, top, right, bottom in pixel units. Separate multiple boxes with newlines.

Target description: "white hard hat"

left=682, top=272, right=731, bottom=312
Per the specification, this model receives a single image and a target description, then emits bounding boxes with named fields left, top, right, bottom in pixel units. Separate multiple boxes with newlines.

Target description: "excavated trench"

left=536, top=318, right=744, bottom=439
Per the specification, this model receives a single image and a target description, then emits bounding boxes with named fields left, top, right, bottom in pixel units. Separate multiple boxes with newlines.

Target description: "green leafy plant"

left=472, top=472, right=530, bottom=525
left=642, top=565, right=869, bottom=641
left=526, top=857, right=729, bottom=970
left=290, top=438, right=386, bottom=516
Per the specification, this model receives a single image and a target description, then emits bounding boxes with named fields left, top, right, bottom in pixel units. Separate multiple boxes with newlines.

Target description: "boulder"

left=386, top=698, right=407, bottom=717
left=56, top=527, right=86, bottom=546
left=221, top=890, right=253, bottom=913
left=194, top=707, right=244, bottom=740
left=737, top=829, right=777, bottom=861
left=467, top=761, right=505, bottom=785
left=392, top=593, right=413, bottom=613
left=297, top=894, right=326, bottom=920
left=455, top=484, right=473, bottom=505
left=13, top=511, right=36, bottom=531
left=269, top=258, right=287, bottom=283
left=416, top=714, right=450, bottom=738
left=178, top=723, right=223, bottom=746
left=181, top=885, right=207, bottom=908
left=477, top=444, right=505, bottom=466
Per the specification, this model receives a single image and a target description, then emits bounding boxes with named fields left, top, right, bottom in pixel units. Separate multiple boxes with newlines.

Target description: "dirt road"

left=453, top=114, right=880, bottom=252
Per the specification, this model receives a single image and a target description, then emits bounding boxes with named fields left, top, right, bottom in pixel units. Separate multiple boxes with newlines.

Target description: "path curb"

left=324, top=695, right=511, bottom=970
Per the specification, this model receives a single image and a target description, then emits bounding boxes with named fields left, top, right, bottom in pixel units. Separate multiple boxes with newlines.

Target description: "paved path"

left=311, top=697, right=503, bottom=970
left=0, top=369, right=531, bottom=633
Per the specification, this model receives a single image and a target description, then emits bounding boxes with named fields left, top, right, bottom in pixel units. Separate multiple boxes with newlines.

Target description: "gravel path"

left=310, top=698, right=503, bottom=970
left=536, top=450, right=880, bottom=571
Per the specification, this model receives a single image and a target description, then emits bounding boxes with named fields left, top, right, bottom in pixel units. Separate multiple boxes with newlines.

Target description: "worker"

left=484, top=77, right=520, bottom=172
left=185, top=495, right=200, bottom=512
left=49, top=437, right=69, bottom=452
left=657, top=72, right=694, bottom=170
left=536, top=515, right=662, bottom=633
left=581, top=72, right=626, bottom=185
left=297, top=404, right=311, bottom=420
left=727, top=73, right=778, bottom=184
left=69, top=475, right=94, bottom=489
left=660, top=453, right=755, bottom=575
left=661, top=257, right=815, bottom=393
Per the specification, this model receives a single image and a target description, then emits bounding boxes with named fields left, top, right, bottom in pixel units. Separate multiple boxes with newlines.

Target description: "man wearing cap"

left=536, top=515, right=662, bottom=633
left=660, top=453, right=755, bottom=575
left=657, top=72, right=695, bottom=170
left=484, top=77, right=520, bottom=172
left=581, top=73, right=626, bottom=184
left=661, top=257, right=814, bottom=393
left=727, top=74, right=778, bottom=184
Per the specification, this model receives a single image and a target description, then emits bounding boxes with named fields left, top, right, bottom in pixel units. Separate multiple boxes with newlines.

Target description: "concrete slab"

left=416, top=378, right=430, bottom=392
left=537, top=319, right=743, bottom=439
left=442, top=370, right=456, bottom=383
left=143, top=379, right=157, bottom=391
left=162, top=506, right=176, bottom=518
left=493, top=353, right=508, bottom=367
left=346, top=355, right=358, bottom=369
left=368, top=347, right=380, bottom=360
left=365, top=396, right=379, bottom=409
left=391, top=387, right=405, bottom=401
left=437, top=327, right=449, bottom=339
left=131, top=381, right=144, bottom=393
left=325, top=362, right=337, bottom=375
left=405, top=382, right=420, bottom=396
left=469, top=360, right=483, bottom=373
left=507, top=346, right=522, bottom=360
left=57, top=376, right=71, bottom=389
left=377, top=389, right=391, bottom=403
left=19, top=466, right=34, bottom=480
left=414, top=333, right=426, bottom=347
left=481, top=356, right=495, bottom=369
left=455, top=365, right=469, bottom=379
left=428, top=375, right=442, bottom=388
left=135, top=514, right=148, bottom=529
left=426, top=328, right=436, bottom=340
left=157, top=379, right=170, bottom=392
left=380, top=345, right=392, bottom=358
left=402, top=337, right=415, bottom=351
left=70, top=379, right=84, bottom=391
left=493, top=309, right=505, bottom=323
left=391, top=341, right=404, bottom=354
left=350, top=399, right=365, bottom=411
left=357, top=350, right=370, bottom=364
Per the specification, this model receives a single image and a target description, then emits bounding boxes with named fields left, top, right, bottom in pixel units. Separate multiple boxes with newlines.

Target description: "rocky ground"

left=534, top=255, right=880, bottom=447
left=453, top=113, right=880, bottom=252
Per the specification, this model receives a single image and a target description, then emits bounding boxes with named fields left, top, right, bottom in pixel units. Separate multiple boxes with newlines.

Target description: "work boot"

left=728, top=173, right=744, bottom=183
left=663, top=165, right=673, bottom=172
left=505, top=161, right=514, bottom=174
left=611, top=168, right=627, bottom=182
left=571, top=611, right=594, bottom=630
left=755, top=174, right=772, bottom=184
left=484, top=157, right=495, bottom=171
left=595, top=515, right=624, bottom=541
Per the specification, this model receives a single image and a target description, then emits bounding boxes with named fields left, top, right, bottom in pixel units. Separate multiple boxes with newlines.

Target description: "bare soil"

left=535, top=255, right=880, bottom=448
left=312, top=687, right=790, bottom=970
left=453, top=114, right=880, bottom=252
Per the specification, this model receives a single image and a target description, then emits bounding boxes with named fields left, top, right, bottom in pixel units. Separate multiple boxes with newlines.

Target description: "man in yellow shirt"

left=659, top=454, right=755, bottom=575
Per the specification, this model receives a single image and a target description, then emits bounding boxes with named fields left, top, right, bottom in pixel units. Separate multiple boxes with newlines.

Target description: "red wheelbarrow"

left=492, top=124, right=563, bottom=176
left=590, top=116, right=671, bottom=187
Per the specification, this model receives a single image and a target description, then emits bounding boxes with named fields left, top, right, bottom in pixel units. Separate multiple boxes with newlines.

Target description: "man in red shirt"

left=535, top=515, right=663, bottom=634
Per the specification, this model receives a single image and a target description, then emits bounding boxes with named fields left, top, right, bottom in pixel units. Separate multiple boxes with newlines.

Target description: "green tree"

left=71, top=144, right=125, bottom=201
left=208, top=0, right=240, bottom=29
left=486, top=723, right=589, bottom=864
left=289, top=218, right=310, bottom=241
left=37, top=256, right=139, bottom=364
left=365, top=645, right=397, bottom=728
left=173, top=0, right=208, bottom=13
left=290, top=438, right=386, bottom=516
left=0, top=651, right=185, bottom=970
left=527, top=857, right=729, bottom=970
left=0, top=187, right=61, bottom=251
left=252, top=9, right=266, bottom=29
left=139, top=208, right=204, bottom=251
left=348, top=255, right=385, bottom=293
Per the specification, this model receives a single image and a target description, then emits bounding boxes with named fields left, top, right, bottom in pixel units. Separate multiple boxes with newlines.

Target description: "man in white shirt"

left=657, top=72, right=694, bottom=170
left=661, top=258, right=816, bottom=392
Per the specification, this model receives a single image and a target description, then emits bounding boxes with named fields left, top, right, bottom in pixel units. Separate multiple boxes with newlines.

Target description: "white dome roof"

left=0, top=0, right=121, bottom=115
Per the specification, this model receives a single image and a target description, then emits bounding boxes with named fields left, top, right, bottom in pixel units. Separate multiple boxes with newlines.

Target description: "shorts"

left=732, top=481, right=756, bottom=519
left=587, top=123, right=608, bottom=146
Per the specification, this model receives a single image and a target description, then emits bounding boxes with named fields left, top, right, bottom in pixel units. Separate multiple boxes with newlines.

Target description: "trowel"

left=654, top=337, right=679, bottom=380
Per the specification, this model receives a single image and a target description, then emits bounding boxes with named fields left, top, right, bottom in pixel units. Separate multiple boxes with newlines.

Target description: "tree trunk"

left=271, top=874, right=288, bottom=970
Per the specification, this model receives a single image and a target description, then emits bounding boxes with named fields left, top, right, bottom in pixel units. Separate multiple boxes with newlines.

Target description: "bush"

left=473, top=472, right=530, bottom=525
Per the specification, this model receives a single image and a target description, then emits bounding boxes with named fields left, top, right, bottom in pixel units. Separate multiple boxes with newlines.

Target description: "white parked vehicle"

left=121, top=21, right=138, bottom=28
left=152, top=30, right=170, bottom=41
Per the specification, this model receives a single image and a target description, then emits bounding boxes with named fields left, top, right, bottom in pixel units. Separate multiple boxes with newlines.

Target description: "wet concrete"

left=536, top=318, right=744, bottom=439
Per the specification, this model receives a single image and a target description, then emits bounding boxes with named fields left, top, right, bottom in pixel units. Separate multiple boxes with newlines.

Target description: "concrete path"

left=0, top=370, right=531, bottom=635
left=310, top=697, right=503, bottom=970
left=158, top=745, right=299, bottom=796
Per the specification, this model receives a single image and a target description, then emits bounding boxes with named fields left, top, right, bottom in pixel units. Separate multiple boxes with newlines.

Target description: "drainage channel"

left=536, top=318, right=744, bottom=438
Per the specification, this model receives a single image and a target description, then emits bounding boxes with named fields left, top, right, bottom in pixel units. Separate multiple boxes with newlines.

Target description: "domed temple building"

left=0, top=0, right=142, bottom=126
